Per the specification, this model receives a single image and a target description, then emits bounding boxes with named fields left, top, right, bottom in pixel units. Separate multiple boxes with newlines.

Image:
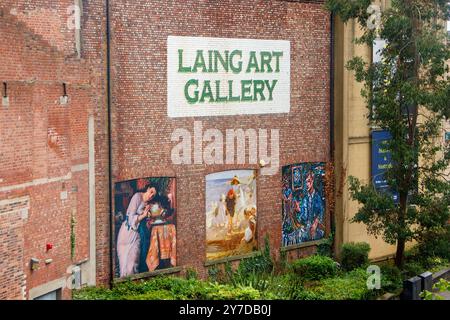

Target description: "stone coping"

left=280, top=239, right=327, bottom=252
left=204, top=251, right=262, bottom=267
left=113, top=266, right=183, bottom=283
left=432, top=266, right=450, bottom=283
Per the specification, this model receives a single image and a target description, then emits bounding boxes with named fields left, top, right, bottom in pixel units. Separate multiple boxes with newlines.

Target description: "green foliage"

left=347, top=178, right=401, bottom=245
left=316, top=232, right=335, bottom=258
left=236, top=244, right=273, bottom=276
left=259, top=273, right=296, bottom=300
left=206, top=283, right=261, bottom=300
left=216, top=236, right=275, bottom=291
left=74, top=264, right=396, bottom=300
left=83, top=254, right=273, bottom=300
left=73, top=276, right=260, bottom=300
left=308, top=268, right=377, bottom=300
left=276, top=249, right=289, bottom=273
left=324, top=0, right=372, bottom=28
left=379, top=263, right=403, bottom=292
left=417, top=225, right=450, bottom=260
left=290, top=255, right=338, bottom=281
left=421, top=278, right=450, bottom=300
left=434, top=278, right=450, bottom=292
left=123, top=290, right=175, bottom=300
left=224, top=261, right=234, bottom=284
left=207, top=265, right=226, bottom=283
left=255, top=272, right=317, bottom=300
left=290, top=287, right=323, bottom=301
left=426, top=257, right=449, bottom=272
left=326, top=0, right=450, bottom=268
left=72, top=286, right=117, bottom=300
left=70, top=213, right=76, bottom=259
left=340, top=242, right=371, bottom=271
left=404, top=245, right=421, bottom=261
left=402, top=261, right=425, bottom=278
left=401, top=243, right=449, bottom=278
left=73, top=235, right=398, bottom=301
left=184, top=267, right=198, bottom=280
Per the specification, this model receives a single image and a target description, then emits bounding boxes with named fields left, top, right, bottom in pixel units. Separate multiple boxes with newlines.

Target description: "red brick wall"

left=0, top=0, right=331, bottom=295
left=0, top=0, right=79, bottom=56
left=106, top=0, right=331, bottom=279
left=0, top=197, right=27, bottom=300
left=79, top=0, right=111, bottom=285
left=0, top=6, right=95, bottom=299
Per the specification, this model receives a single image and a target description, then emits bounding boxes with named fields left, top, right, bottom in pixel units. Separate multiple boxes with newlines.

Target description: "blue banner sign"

left=371, top=130, right=398, bottom=202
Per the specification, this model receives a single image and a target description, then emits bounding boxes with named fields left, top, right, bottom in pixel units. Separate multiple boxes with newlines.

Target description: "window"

left=33, top=289, right=62, bottom=300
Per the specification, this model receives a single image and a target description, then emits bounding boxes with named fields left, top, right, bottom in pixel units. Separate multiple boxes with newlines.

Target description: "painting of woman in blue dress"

left=113, top=177, right=177, bottom=278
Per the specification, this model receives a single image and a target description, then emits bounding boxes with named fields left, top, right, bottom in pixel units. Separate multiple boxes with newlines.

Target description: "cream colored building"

left=333, top=0, right=399, bottom=260
left=333, top=0, right=449, bottom=260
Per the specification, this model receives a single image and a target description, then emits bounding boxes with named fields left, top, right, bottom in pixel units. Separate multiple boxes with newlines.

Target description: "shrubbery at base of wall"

left=340, top=242, right=371, bottom=271
left=290, top=255, right=338, bottom=281
left=289, top=268, right=378, bottom=300
left=73, top=277, right=260, bottom=300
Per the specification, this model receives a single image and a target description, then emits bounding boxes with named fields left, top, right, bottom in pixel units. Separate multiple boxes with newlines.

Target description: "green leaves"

left=73, top=276, right=261, bottom=300
left=325, top=0, right=372, bottom=25
left=340, top=242, right=371, bottom=271
left=420, top=278, right=450, bottom=300
left=290, top=255, right=338, bottom=281
left=348, top=176, right=400, bottom=244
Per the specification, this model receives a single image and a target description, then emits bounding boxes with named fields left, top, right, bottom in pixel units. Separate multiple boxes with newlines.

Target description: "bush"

left=425, top=257, right=449, bottom=272
left=73, top=276, right=261, bottom=300
left=123, top=290, right=175, bottom=300
left=291, top=288, right=323, bottom=300
left=236, top=254, right=273, bottom=277
left=379, top=264, right=402, bottom=292
left=417, top=225, right=450, bottom=260
left=309, top=268, right=377, bottom=300
left=206, top=283, right=261, bottom=300
left=262, top=268, right=381, bottom=300
left=72, top=286, right=117, bottom=300
left=290, top=255, right=338, bottom=281
left=261, top=274, right=293, bottom=299
left=402, top=261, right=425, bottom=279
left=207, top=265, right=226, bottom=283
left=237, top=235, right=274, bottom=276
left=404, top=245, right=421, bottom=262
left=340, top=242, right=371, bottom=271
left=316, top=233, right=334, bottom=258
left=220, top=236, right=275, bottom=291
left=185, top=267, right=198, bottom=280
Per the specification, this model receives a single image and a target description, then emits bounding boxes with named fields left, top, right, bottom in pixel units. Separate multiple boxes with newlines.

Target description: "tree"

left=326, top=0, right=450, bottom=267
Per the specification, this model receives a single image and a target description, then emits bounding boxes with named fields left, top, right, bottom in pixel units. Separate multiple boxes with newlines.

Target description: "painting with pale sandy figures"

left=205, top=170, right=257, bottom=261
left=113, top=177, right=176, bottom=278
left=282, top=163, right=326, bottom=247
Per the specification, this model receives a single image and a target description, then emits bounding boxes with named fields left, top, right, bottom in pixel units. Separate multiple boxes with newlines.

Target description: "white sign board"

left=167, top=36, right=290, bottom=117
left=373, top=38, right=387, bottom=63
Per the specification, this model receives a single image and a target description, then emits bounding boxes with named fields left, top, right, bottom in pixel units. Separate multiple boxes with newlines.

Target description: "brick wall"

left=0, top=4, right=95, bottom=299
left=0, top=0, right=331, bottom=294
left=79, top=0, right=111, bottom=285
left=0, top=197, right=28, bottom=300
left=0, top=0, right=79, bottom=56
left=105, top=0, right=331, bottom=279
